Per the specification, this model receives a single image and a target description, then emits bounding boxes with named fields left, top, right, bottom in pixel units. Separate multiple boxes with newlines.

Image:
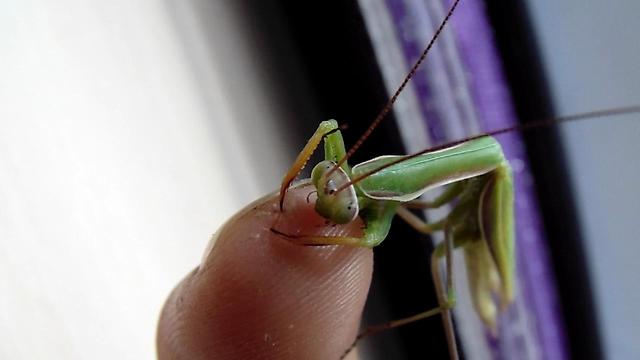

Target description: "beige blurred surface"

left=0, top=1, right=293, bottom=359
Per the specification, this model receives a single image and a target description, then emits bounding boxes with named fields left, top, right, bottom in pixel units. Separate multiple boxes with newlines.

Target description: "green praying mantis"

left=268, top=0, right=640, bottom=359
left=277, top=120, right=513, bottom=360
left=274, top=107, right=640, bottom=360
left=271, top=2, right=506, bottom=359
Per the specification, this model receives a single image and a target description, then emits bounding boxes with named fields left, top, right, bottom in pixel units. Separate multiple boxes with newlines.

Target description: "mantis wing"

left=352, top=137, right=505, bottom=202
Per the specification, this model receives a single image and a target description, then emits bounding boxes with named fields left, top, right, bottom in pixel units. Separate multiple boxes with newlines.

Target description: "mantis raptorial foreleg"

left=279, top=120, right=347, bottom=211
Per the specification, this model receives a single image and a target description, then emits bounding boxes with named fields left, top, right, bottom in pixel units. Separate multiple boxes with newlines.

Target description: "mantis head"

left=311, top=160, right=359, bottom=224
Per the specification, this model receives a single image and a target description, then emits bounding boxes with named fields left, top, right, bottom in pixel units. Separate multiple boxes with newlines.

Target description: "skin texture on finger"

left=157, top=182, right=373, bottom=360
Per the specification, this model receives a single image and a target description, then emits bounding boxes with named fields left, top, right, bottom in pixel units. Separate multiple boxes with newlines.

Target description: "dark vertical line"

left=484, top=1, right=603, bottom=359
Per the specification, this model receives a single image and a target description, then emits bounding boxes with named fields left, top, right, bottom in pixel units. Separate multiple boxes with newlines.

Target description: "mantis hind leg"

left=338, top=247, right=460, bottom=360
left=339, top=211, right=461, bottom=360
left=431, top=228, right=459, bottom=360
left=397, top=201, right=461, bottom=359
left=338, top=304, right=445, bottom=360
left=396, top=200, right=473, bottom=360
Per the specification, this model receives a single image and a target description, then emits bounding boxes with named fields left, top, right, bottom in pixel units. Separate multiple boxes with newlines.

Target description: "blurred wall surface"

left=526, top=1, right=640, bottom=359
left=0, top=1, right=293, bottom=359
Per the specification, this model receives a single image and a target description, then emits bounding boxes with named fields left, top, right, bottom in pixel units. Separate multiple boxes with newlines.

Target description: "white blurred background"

left=0, top=1, right=295, bottom=358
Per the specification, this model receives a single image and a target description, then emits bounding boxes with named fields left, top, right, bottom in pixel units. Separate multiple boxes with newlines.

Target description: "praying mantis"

left=272, top=2, right=510, bottom=359
left=267, top=1, right=640, bottom=359
left=277, top=121, right=513, bottom=360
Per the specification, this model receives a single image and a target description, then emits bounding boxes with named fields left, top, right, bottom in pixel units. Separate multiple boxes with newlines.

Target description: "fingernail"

left=200, top=230, right=220, bottom=269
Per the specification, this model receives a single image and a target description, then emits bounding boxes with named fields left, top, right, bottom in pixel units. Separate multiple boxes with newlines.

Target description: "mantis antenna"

left=328, top=0, right=461, bottom=177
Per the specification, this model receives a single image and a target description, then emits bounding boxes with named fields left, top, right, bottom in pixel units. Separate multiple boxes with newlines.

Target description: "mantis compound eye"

left=311, top=160, right=359, bottom=224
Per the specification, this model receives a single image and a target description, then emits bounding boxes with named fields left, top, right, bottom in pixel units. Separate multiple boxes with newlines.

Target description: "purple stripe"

left=385, top=0, right=448, bottom=143
left=450, top=2, right=568, bottom=359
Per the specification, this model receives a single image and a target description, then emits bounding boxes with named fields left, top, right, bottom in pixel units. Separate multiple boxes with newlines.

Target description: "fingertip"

left=158, top=187, right=373, bottom=359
